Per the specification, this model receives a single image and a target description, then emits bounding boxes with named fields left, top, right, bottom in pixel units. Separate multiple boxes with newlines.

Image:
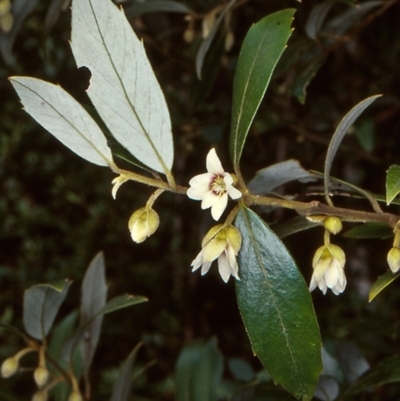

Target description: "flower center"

left=210, top=175, right=226, bottom=196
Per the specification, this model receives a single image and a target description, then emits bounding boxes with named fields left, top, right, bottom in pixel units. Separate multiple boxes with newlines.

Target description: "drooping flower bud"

left=1, top=356, right=18, bottom=378
left=128, top=207, right=159, bottom=243
left=68, top=390, right=83, bottom=401
left=32, top=390, right=48, bottom=401
left=309, top=244, right=346, bottom=295
left=387, top=247, right=400, bottom=273
left=323, top=216, right=343, bottom=235
left=34, top=365, right=49, bottom=388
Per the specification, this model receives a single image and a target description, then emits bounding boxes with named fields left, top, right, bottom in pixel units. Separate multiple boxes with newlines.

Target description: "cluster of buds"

left=309, top=216, right=347, bottom=295
left=0, top=0, right=13, bottom=33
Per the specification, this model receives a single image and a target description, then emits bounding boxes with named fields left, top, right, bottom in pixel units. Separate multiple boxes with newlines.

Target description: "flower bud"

left=34, top=365, right=49, bottom=388
left=387, top=247, right=400, bottom=273
left=183, top=28, right=195, bottom=43
left=224, top=31, right=234, bottom=51
left=68, top=390, right=83, bottom=401
left=0, top=0, right=11, bottom=16
left=128, top=207, right=159, bottom=243
left=0, top=12, right=13, bottom=33
left=323, top=216, right=343, bottom=235
left=32, top=391, right=48, bottom=401
left=1, top=356, right=18, bottom=378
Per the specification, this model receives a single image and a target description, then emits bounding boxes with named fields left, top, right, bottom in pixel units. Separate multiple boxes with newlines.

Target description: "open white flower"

left=187, top=148, right=242, bottom=221
left=191, top=225, right=242, bottom=283
left=309, top=244, right=346, bottom=295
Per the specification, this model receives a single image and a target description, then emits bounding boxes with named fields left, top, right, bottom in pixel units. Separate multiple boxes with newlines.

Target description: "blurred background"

left=1, top=0, right=400, bottom=399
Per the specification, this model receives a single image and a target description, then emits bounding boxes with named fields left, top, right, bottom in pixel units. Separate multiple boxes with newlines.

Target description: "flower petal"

left=187, top=186, right=207, bottom=200
left=189, top=173, right=213, bottom=189
left=227, top=186, right=242, bottom=200
left=217, top=252, right=232, bottom=283
left=201, top=190, right=218, bottom=210
left=200, top=262, right=212, bottom=276
left=206, top=148, right=224, bottom=174
left=210, top=193, right=228, bottom=221
left=191, top=250, right=205, bottom=272
left=226, top=245, right=240, bottom=280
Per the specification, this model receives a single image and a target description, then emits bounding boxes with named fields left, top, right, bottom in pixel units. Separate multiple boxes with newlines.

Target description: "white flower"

left=191, top=225, right=242, bottom=283
left=187, top=148, right=242, bottom=221
left=309, top=244, right=346, bottom=295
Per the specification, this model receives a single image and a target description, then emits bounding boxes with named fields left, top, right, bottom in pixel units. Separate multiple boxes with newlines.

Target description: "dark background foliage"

left=1, top=0, right=400, bottom=399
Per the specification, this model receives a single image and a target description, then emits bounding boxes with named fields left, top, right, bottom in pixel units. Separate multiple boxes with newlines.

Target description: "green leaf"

left=99, top=294, right=149, bottom=315
left=386, top=165, right=400, bottom=205
left=9, top=77, right=114, bottom=167
left=23, top=279, right=72, bottom=340
left=195, top=0, right=237, bottom=80
left=230, top=9, right=295, bottom=169
left=71, top=0, right=174, bottom=173
left=344, top=356, right=400, bottom=395
left=110, top=343, right=142, bottom=401
left=343, top=222, right=392, bottom=239
left=324, top=95, right=381, bottom=204
left=234, top=207, right=322, bottom=400
left=248, top=159, right=316, bottom=195
left=354, top=118, right=375, bottom=152
left=273, top=216, right=320, bottom=239
left=369, top=270, right=400, bottom=302
left=175, top=338, right=223, bottom=401
left=305, top=1, right=334, bottom=39
left=80, top=252, right=108, bottom=380
left=124, top=0, right=192, bottom=17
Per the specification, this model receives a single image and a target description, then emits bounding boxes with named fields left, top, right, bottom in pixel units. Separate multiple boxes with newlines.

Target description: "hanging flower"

left=191, top=224, right=242, bottom=283
left=187, top=148, right=242, bottom=221
left=309, top=244, right=346, bottom=295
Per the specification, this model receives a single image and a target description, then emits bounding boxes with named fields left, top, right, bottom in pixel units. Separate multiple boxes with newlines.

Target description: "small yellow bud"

left=0, top=0, right=11, bottom=16
left=183, top=28, right=195, bottom=43
left=34, top=365, right=49, bottom=388
left=1, top=356, right=18, bottom=378
left=128, top=207, right=160, bottom=243
left=68, top=390, right=83, bottom=401
left=0, top=12, right=13, bottom=33
left=32, top=391, right=48, bottom=401
left=323, top=216, right=343, bottom=235
left=224, top=31, right=234, bottom=51
left=387, top=247, right=400, bottom=273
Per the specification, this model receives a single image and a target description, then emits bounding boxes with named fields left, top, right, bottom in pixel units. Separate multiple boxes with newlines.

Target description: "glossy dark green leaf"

left=324, top=95, right=381, bottom=204
left=343, top=222, right=392, bottom=239
left=369, top=270, right=400, bottom=302
left=80, top=252, right=107, bottom=380
left=23, top=279, right=72, bottom=340
left=175, top=338, right=223, bottom=401
left=235, top=207, right=322, bottom=400
left=110, top=343, right=142, bottom=401
left=230, top=9, right=295, bottom=169
left=248, top=159, right=316, bottom=195
left=123, top=0, right=192, bottom=17
left=386, top=165, right=400, bottom=205
left=344, top=356, right=400, bottom=396
left=195, top=0, right=237, bottom=80
left=273, top=216, right=320, bottom=239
